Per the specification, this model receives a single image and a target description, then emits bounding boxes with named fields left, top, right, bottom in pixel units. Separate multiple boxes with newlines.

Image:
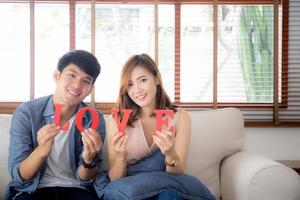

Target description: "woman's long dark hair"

left=114, top=54, right=177, bottom=126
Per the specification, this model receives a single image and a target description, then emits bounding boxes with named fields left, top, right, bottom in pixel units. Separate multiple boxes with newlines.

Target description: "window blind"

left=0, top=3, right=30, bottom=101
left=278, top=0, right=300, bottom=123
left=0, top=0, right=298, bottom=125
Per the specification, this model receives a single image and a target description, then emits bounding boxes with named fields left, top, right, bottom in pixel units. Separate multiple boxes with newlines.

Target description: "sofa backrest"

left=185, top=108, right=245, bottom=198
left=100, top=108, right=245, bottom=198
left=0, top=114, right=12, bottom=198
left=0, top=107, right=245, bottom=199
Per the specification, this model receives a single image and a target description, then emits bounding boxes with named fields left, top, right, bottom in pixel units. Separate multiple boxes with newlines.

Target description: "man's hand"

left=36, top=123, right=60, bottom=157
left=81, top=128, right=103, bottom=164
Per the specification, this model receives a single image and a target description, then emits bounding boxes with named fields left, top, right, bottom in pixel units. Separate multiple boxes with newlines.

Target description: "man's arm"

left=77, top=128, right=103, bottom=181
left=8, top=108, right=59, bottom=183
left=77, top=112, right=106, bottom=181
left=19, top=124, right=60, bottom=180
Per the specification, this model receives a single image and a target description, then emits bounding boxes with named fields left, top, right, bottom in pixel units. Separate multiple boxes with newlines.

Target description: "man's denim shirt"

left=6, top=95, right=106, bottom=197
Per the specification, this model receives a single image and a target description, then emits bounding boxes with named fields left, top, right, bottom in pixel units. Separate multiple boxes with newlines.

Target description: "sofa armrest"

left=220, top=151, right=300, bottom=200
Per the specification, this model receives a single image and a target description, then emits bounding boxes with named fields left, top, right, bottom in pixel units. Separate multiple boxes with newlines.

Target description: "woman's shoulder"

left=106, top=114, right=114, bottom=126
left=175, top=107, right=191, bottom=121
left=106, top=115, right=118, bottom=136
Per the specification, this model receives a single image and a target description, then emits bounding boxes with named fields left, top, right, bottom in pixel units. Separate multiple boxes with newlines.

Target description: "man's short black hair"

left=57, top=50, right=101, bottom=83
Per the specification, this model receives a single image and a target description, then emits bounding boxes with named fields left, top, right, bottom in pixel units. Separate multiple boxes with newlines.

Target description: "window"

left=0, top=0, right=299, bottom=126
left=94, top=4, right=155, bottom=102
left=0, top=3, right=30, bottom=101
left=35, top=3, right=70, bottom=97
left=217, top=5, right=277, bottom=103
left=181, top=5, right=213, bottom=102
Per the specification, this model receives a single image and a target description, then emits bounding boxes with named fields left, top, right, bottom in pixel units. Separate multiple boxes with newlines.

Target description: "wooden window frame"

left=0, top=0, right=294, bottom=127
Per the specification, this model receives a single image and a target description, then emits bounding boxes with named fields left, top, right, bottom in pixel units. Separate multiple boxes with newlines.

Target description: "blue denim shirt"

left=5, top=95, right=106, bottom=199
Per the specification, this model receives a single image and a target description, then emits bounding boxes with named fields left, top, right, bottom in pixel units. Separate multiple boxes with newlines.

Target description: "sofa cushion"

left=185, top=108, right=245, bottom=198
left=0, top=114, right=12, bottom=197
left=1, top=108, right=244, bottom=199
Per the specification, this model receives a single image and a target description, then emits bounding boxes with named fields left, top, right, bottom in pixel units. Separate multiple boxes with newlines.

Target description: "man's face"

left=53, top=63, right=93, bottom=107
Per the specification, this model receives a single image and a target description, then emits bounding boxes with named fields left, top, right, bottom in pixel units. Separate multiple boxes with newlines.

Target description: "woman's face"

left=127, top=65, right=158, bottom=109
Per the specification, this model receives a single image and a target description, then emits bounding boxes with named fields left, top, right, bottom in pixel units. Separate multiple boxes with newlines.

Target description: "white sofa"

left=1, top=108, right=300, bottom=200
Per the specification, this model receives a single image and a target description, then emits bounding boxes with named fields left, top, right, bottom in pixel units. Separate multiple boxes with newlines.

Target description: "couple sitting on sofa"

left=5, top=50, right=215, bottom=200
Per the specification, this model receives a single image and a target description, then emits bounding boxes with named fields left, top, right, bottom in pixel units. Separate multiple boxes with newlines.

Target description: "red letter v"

left=112, top=109, right=132, bottom=135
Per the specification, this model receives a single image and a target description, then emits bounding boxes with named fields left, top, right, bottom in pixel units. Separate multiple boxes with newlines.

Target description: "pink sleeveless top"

left=125, top=110, right=180, bottom=165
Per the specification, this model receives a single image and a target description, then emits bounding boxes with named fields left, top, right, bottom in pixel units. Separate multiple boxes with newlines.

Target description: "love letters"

left=53, top=104, right=174, bottom=134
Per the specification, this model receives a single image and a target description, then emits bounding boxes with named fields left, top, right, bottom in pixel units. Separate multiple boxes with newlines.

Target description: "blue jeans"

left=94, top=149, right=216, bottom=200
left=12, top=187, right=99, bottom=200
left=155, top=190, right=182, bottom=200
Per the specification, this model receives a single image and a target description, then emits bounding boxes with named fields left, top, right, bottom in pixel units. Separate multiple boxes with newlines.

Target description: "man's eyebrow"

left=85, top=76, right=93, bottom=82
left=69, top=69, right=93, bottom=81
left=69, top=69, right=78, bottom=74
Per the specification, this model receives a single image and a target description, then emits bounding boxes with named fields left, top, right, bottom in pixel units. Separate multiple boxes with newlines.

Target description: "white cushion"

left=0, top=114, right=12, bottom=197
left=0, top=108, right=245, bottom=199
left=221, top=151, right=300, bottom=200
left=185, top=108, right=245, bottom=198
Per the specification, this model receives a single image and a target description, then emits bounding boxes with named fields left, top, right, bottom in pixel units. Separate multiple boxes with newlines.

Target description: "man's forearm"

left=19, top=147, right=47, bottom=181
left=77, top=166, right=98, bottom=181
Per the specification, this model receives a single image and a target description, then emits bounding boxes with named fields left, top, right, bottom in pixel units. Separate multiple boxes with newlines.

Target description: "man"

left=5, top=50, right=105, bottom=200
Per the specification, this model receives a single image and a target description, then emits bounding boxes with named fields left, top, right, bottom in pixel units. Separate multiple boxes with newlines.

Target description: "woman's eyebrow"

left=136, top=75, right=147, bottom=81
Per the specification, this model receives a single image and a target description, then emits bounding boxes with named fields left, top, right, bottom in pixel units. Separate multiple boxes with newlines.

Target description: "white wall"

left=188, top=111, right=300, bottom=161
left=245, top=128, right=300, bottom=161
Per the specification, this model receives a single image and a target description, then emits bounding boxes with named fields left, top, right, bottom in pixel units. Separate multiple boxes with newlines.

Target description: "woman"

left=94, top=54, right=215, bottom=200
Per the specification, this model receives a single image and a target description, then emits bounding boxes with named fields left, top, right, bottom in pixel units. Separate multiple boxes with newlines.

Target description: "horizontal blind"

left=1, top=0, right=298, bottom=125
left=279, top=0, right=300, bottom=122
left=0, top=3, right=30, bottom=101
left=217, top=5, right=275, bottom=104
left=34, top=3, right=70, bottom=98
left=180, top=5, right=214, bottom=102
left=158, top=4, right=175, bottom=101
left=93, top=4, right=155, bottom=102
left=242, top=0, right=300, bottom=123
left=0, top=1, right=282, bottom=3
left=239, top=2, right=278, bottom=122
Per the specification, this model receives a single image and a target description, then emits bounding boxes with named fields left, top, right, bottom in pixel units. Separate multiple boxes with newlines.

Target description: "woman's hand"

left=81, top=128, right=103, bottom=164
left=110, top=131, right=128, bottom=158
left=153, top=130, right=177, bottom=159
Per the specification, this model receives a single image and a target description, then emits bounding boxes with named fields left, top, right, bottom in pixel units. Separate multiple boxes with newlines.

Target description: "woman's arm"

left=166, top=109, right=191, bottom=173
left=107, top=117, right=128, bottom=180
left=153, top=108, right=191, bottom=174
